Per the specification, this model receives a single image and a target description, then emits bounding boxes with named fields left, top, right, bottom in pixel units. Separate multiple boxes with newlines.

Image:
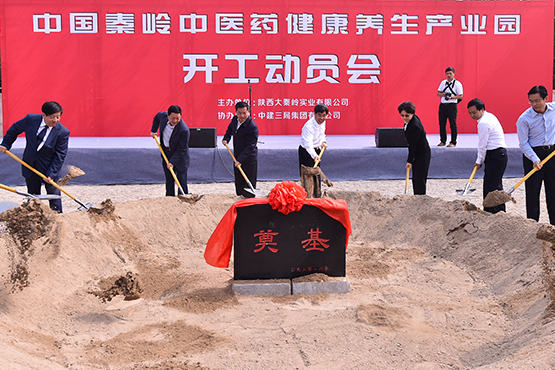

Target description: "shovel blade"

left=456, top=188, right=476, bottom=196
left=0, top=201, right=20, bottom=213
left=78, top=202, right=95, bottom=211
left=31, top=194, right=63, bottom=200
left=244, top=187, right=257, bottom=197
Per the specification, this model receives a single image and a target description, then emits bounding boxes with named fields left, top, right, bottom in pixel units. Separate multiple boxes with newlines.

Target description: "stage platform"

left=0, top=134, right=525, bottom=185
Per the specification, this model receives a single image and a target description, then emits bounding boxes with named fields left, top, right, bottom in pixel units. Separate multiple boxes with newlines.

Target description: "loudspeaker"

left=189, top=128, right=217, bottom=148
left=375, top=128, right=408, bottom=148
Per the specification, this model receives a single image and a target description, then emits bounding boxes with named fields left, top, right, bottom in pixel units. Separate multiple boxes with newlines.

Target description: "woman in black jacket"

left=398, top=101, right=431, bottom=195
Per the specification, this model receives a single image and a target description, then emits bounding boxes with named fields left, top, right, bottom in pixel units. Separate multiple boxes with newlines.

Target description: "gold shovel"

left=456, top=165, right=478, bottom=195
left=223, top=142, right=257, bottom=197
left=404, top=167, right=410, bottom=195
left=313, top=147, right=326, bottom=167
left=152, top=134, right=186, bottom=195
left=483, top=149, right=555, bottom=207
left=4, top=150, right=92, bottom=210
left=0, top=183, right=61, bottom=200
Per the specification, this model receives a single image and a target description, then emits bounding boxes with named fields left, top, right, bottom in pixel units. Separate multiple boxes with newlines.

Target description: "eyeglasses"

left=529, top=98, right=545, bottom=104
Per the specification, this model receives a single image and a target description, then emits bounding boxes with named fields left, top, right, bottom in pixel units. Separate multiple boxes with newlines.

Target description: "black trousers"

left=298, top=145, right=321, bottom=172
left=438, top=103, right=458, bottom=145
left=299, top=146, right=322, bottom=197
left=161, top=159, right=188, bottom=196
left=411, top=151, right=431, bottom=195
left=26, top=173, right=62, bottom=212
left=234, top=162, right=257, bottom=198
left=483, top=147, right=507, bottom=214
left=161, top=147, right=188, bottom=196
left=523, top=147, right=555, bottom=225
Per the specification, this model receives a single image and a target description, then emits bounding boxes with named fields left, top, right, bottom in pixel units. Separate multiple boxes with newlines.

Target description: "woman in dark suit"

left=398, top=101, right=431, bottom=195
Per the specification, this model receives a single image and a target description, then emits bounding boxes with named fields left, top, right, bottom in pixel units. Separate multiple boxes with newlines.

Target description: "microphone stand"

left=248, top=79, right=253, bottom=117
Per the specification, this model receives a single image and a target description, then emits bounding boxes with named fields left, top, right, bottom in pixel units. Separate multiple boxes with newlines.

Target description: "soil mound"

left=90, top=271, right=143, bottom=302
left=0, top=191, right=553, bottom=369
left=0, top=199, right=55, bottom=291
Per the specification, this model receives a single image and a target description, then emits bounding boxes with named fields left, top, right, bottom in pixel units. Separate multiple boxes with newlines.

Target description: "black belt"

left=486, top=147, right=506, bottom=153
left=533, top=145, right=555, bottom=151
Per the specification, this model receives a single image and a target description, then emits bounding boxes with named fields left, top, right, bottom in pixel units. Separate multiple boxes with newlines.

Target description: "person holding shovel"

left=150, top=105, right=190, bottom=196
left=299, top=104, right=329, bottom=197
left=516, top=85, right=555, bottom=224
left=467, top=98, right=507, bottom=214
left=222, top=101, right=259, bottom=198
left=398, top=101, right=430, bottom=195
left=0, top=101, right=69, bottom=212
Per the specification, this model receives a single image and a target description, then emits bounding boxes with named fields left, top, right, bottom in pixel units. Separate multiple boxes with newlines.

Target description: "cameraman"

left=437, top=66, right=463, bottom=147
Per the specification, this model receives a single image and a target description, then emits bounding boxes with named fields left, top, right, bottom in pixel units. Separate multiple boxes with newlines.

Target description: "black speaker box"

left=189, top=128, right=217, bottom=148
left=375, top=128, right=408, bottom=148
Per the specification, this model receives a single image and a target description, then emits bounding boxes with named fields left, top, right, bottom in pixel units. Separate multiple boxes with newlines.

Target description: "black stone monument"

left=234, top=204, right=347, bottom=280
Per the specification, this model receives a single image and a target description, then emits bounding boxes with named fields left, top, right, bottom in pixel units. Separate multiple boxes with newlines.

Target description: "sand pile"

left=0, top=191, right=554, bottom=369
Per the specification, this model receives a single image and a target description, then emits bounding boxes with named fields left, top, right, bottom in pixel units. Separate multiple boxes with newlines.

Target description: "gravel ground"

left=0, top=177, right=550, bottom=224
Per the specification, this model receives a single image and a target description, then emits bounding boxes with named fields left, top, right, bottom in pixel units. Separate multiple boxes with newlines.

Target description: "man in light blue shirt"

left=516, top=85, right=555, bottom=224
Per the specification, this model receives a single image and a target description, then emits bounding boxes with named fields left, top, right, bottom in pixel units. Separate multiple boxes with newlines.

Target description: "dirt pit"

left=0, top=191, right=554, bottom=369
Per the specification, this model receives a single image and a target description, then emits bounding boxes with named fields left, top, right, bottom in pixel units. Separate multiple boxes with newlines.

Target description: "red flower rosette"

left=268, top=181, right=307, bottom=215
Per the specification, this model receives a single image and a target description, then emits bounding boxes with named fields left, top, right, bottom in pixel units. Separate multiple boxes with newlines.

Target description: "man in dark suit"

left=0, top=101, right=69, bottom=212
left=222, top=101, right=259, bottom=198
left=150, top=105, right=190, bottom=196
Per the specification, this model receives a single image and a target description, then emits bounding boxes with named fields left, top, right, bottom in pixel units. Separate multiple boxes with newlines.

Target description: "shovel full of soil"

left=484, top=149, right=555, bottom=208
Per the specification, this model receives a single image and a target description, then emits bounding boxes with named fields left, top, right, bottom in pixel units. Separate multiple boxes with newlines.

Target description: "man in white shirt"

left=299, top=104, right=328, bottom=169
left=467, top=98, right=507, bottom=213
left=437, top=67, right=463, bottom=147
left=299, top=104, right=329, bottom=196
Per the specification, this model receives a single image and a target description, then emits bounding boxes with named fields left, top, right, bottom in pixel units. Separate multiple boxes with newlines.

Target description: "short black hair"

left=42, top=101, right=63, bottom=116
left=235, top=101, right=249, bottom=111
left=167, top=105, right=182, bottom=115
left=397, top=101, right=416, bottom=114
left=528, top=85, right=549, bottom=99
left=445, top=67, right=455, bottom=73
left=467, top=98, right=485, bottom=111
left=314, top=104, right=329, bottom=115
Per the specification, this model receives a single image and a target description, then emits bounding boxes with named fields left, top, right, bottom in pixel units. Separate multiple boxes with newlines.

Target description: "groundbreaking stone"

left=232, top=279, right=291, bottom=295
left=292, top=278, right=350, bottom=295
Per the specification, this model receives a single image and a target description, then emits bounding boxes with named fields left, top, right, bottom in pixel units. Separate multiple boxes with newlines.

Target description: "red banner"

left=1, top=0, right=553, bottom=136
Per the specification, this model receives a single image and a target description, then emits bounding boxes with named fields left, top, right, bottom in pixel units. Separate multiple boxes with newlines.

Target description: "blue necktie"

left=36, top=126, right=47, bottom=148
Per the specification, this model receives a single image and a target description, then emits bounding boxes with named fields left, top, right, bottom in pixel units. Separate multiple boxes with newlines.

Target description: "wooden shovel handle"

left=468, top=165, right=479, bottom=184
left=152, top=135, right=184, bottom=192
left=404, top=167, right=410, bottom=194
left=223, top=142, right=238, bottom=163
left=4, top=150, right=76, bottom=200
left=313, top=147, right=326, bottom=167
left=511, top=149, right=555, bottom=192
left=0, top=183, right=17, bottom=194
left=223, top=142, right=254, bottom=186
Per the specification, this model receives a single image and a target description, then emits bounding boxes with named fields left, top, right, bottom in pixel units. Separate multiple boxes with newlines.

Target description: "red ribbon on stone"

left=268, top=181, right=307, bottom=215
